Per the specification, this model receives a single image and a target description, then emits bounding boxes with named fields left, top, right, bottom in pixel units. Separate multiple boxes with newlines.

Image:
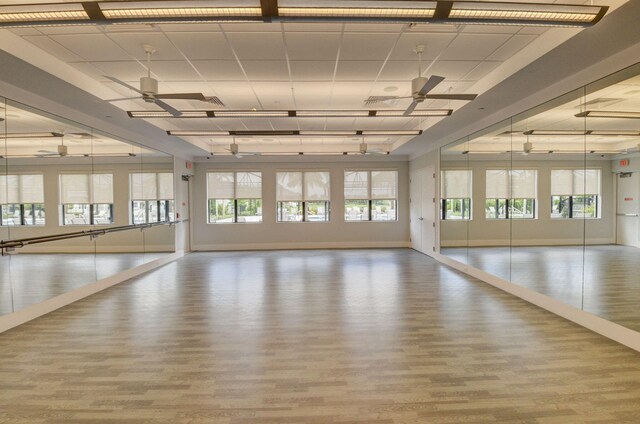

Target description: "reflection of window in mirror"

left=485, top=169, right=537, bottom=219
left=130, top=172, right=175, bottom=224
left=550, top=169, right=601, bottom=219
left=0, top=174, right=46, bottom=226
left=59, top=174, right=114, bottom=225
left=440, top=170, right=472, bottom=220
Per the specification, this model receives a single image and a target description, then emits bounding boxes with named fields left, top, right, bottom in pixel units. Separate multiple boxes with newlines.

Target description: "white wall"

left=2, top=159, right=175, bottom=253
left=439, top=158, right=615, bottom=247
left=191, top=159, right=410, bottom=250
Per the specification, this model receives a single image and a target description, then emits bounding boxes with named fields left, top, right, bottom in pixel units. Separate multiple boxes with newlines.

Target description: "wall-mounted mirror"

left=0, top=98, right=175, bottom=316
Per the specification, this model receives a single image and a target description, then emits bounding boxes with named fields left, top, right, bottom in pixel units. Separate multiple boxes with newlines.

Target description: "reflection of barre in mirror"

left=438, top=62, right=640, bottom=345
left=0, top=96, right=181, bottom=324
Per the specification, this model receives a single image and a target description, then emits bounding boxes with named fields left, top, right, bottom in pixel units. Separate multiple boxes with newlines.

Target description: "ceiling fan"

left=359, top=142, right=389, bottom=156
left=225, top=142, right=261, bottom=158
left=364, top=45, right=478, bottom=116
left=104, top=44, right=224, bottom=117
left=36, top=143, right=68, bottom=158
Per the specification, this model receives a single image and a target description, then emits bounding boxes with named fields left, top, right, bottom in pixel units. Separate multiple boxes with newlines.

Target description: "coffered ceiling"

left=0, top=0, right=632, bottom=157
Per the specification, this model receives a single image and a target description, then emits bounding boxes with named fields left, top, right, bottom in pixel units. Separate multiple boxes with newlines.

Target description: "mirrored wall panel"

left=439, top=62, right=640, bottom=332
left=0, top=98, right=176, bottom=316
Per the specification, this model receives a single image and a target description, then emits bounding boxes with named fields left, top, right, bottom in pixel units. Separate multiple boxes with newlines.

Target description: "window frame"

left=132, top=199, right=174, bottom=224
left=550, top=168, right=601, bottom=220
left=0, top=203, right=46, bottom=226
left=207, top=171, right=263, bottom=224
left=344, top=169, right=398, bottom=223
left=61, top=203, right=114, bottom=226
left=485, top=198, right=537, bottom=220
left=276, top=170, right=332, bottom=223
left=440, top=169, right=472, bottom=221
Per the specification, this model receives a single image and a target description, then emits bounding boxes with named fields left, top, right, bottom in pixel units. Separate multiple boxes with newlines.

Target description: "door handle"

left=419, top=217, right=424, bottom=221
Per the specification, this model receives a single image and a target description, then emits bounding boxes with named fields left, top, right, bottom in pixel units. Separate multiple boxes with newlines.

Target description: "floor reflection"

left=442, top=245, right=640, bottom=331
left=0, top=253, right=172, bottom=315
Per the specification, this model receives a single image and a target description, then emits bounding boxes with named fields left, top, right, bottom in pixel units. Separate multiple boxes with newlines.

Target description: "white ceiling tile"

left=340, top=33, right=399, bottom=60
left=34, top=25, right=103, bottom=35
left=191, top=60, right=245, bottom=81
left=106, top=33, right=184, bottom=61
left=486, top=35, right=538, bottom=61
left=329, top=82, right=376, bottom=108
left=251, top=82, right=296, bottom=109
left=48, top=34, right=129, bottom=61
left=211, top=82, right=259, bottom=109
left=285, top=33, right=341, bottom=60
left=282, top=23, right=343, bottom=32
left=440, top=34, right=512, bottom=61
left=157, top=23, right=223, bottom=32
left=9, top=28, right=41, bottom=36
left=289, top=61, right=335, bottom=82
left=388, top=33, right=458, bottom=61
left=335, top=61, right=384, bottom=81
left=292, top=82, right=333, bottom=109
left=22, top=36, right=85, bottom=62
left=66, top=62, right=109, bottom=81
left=149, top=60, right=201, bottom=81
left=226, top=32, right=286, bottom=60
left=463, top=61, right=503, bottom=81
left=220, top=23, right=282, bottom=32
left=241, top=60, right=290, bottom=81
left=166, top=32, right=235, bottom=60
left=343, top=23, right=404, bottom=32
left=378, top=61, right=422, bottom=81
left=461, top=26, right=522, bottom=35
left=89, top=60, right=147, bottom=81
left=425, top=61, right=483, bottom=80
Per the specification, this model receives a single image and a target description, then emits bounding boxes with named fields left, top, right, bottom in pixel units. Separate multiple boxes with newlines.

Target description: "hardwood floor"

left=1, top=249, right=640, bottom=423
left=441, top=245, right=640, bottom=332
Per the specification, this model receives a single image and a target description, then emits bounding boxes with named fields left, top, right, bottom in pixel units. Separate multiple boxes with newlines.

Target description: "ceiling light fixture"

left=523, top=129, right=640, bottom=136
left=1, top=131, right=63, bottom=138
left=575, top=110, right=640, bottom=119
left=167, top=129, right=422, bottom=137
left=128, top=109, right=452, bottom=118
left=0, top=1, right=608, bottom=28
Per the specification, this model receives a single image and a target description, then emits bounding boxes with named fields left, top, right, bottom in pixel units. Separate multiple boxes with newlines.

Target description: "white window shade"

left=130, top=173, right=157, bottom=200
left=91, top=174, right=114, bottom=204
left=236, top=172, right=262, bottom=199
left=277, top=172, right=303, bottom=201
left=551, top=169, right=600, bottom=195
left=0, top=174, right=44, bottom=204
left=574, top=169, right=601, bottom=195
left=371, top=171, right=397, bottom=199
left=510, top=169, right=537, bottom=199
left=344, top=171, right=369, bottom=199
left=157, top=173, right=174, bottom=200
left=60, top=174, right=91, bottom=204
left=207, top=172, right=235, bottom=199
left=441, top=170, right=471, bottom=198
left=486, top=170, right=509, bottom=199
left=304, top=171, right=330, bottom=201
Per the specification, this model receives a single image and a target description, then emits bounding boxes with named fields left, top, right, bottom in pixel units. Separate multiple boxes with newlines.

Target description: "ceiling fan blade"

left=418, top=75, right=445, bottom=96
left=154, top=99, right=182, bottom=117
left=105, top=96, right=141, bottom=102
left=103, top=75, right=144, bottom=95
left=423, top=94, right=478, bottom=101
left=403, top=101, right=419, bottom=116
left=155, top=93, right=207, bottom=101
left=37, top=149, right=57, bottom=154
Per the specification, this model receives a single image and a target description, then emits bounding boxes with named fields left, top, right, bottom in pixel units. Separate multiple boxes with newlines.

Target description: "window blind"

left=486, top=170, right=509, bottom=199
left=441, top=170, right=472, bottom=198
left=371, top=171, right=397, bottom=199
left=486, top=169, right=537, bottom=199
left=236, top=172, right=262, bottom=199
left=59, top=174, right=113, bottom=204
left=276, top=172, right=303, bottom=201
left=131, top=172, right=174, bottom=200
left=551, top=169, right=600, bottom=196
left=344, top=171, right=369, bottom=199
left=0, top=174, right=44, bottom=204
left=207, top=172, right=235, bottom=199
left=304, top=171, right=330, bottom=201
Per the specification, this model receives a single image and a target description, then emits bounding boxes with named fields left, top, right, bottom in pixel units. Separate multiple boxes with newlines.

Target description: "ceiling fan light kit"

left=0, top=1, right=608, bottom=28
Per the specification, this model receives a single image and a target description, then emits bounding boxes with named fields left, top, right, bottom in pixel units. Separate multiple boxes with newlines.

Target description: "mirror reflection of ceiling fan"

left=359, top=142, right=388, bottom=156
left=365, top=45, right=478, bottom=116
left=104, top=44, right=224, bottom=117
left=225, top=141, right=261, bottom=159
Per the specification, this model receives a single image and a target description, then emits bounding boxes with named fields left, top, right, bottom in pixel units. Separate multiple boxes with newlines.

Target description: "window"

left=277, top=171, right=330, bottom=222
left=344, top=170, right=397, bottom=222
left=130, top=172, right=175, bottom=224
left=485, top=169, right=537, bottom=219
left=441, top=170, right=471, bottom=220
left=207, top=171, right=262, bottom=223
left=59, top=173, right=114, bottom=225
left=551, top=169, right=601, bottom=219
left=0, top=174, right=46, bottom=226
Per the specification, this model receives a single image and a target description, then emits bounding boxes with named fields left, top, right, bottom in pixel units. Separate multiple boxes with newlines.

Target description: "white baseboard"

left=433, top=252, right=640, bottom=353
left=0, top=251, right=185, bottom=334
left=193, top=241, right=411, bottom=251
left=442, top=238, right=615, bottom=247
